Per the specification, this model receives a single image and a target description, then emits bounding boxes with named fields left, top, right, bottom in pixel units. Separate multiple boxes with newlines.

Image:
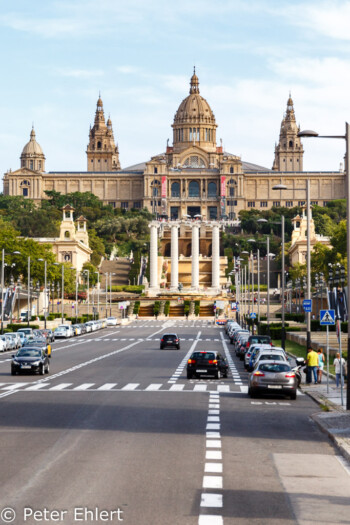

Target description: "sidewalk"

left=300, top=375, right=350, bottom=463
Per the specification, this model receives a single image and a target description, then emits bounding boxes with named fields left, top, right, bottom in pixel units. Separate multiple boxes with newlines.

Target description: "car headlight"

left=31, top=361, right=41, bottom=366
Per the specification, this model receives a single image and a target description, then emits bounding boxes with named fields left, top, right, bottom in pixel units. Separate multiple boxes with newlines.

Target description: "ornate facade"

left=3, top=70, right=346, bottom=215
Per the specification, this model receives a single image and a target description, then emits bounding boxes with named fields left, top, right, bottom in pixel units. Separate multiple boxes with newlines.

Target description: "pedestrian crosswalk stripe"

left=193, top=385, right=207, bottom=392
left=73, top=383, right=95, bottom=390
left=50, top=383, right=72, bottom=390
left=121, top=383, right=139, bottom=391
left=96, top=383, right=117, bottom=390
left=145, top=384, right=162, bottom=391
left=169, top=384, right=185, bottom=391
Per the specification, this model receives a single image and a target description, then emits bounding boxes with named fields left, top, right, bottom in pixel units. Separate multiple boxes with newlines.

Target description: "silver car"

left=6, top=333, right=22, bottom=349
left=248, top=361, right=298, bottom=400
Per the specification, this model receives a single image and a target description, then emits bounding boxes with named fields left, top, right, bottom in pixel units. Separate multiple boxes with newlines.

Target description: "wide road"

left=0, top=320, right=349, bottom=525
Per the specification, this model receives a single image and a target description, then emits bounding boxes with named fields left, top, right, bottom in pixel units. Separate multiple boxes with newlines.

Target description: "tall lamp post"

left=83, top=270, right=90, bottom=319
left=95, top=271, right=100, bottom=319
left=1, top=250, right=20, bottom=334
left=54, top=263, right=65, bottom=323
left=38, top=258, right=48, bottom=329
left=297, top=124, right=350, bottom=409
left=273, top=182, right=311, bottom=350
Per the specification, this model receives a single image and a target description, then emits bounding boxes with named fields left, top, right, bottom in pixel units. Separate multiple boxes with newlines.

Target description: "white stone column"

left=149, top=222, right=159, bottom=290
left=170, top=224, right=180, bottom=290
left=212, top=222, right=220, bottom=290
left=191, top=223, right=200, bottom=290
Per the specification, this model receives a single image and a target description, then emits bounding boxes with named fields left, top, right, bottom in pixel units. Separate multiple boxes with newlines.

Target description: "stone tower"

left=86, top=95, right=121, bottom=171
left=272, top=94, right=304, bottom=172
left=20, top=126, right=45, bottom=172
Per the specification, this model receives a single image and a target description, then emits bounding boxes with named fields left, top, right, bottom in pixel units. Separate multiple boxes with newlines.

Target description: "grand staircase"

left=169, top=305, right=185, bottom=317
left=99, top=258, right=131, bottom=288
left=138, top=304, right=154, bottom=317
left=199, top=303, right=214, bottom=317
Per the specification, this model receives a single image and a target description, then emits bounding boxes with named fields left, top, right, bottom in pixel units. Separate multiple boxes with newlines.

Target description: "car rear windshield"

left=250, top=336, right=271, bottom=344
left=191, top=352, right=216, bottom=360
left=258, top=354, right=284, bottom=361
left=259, top=363, right=291, bottom=373
left=163, top=335, right=177, bottom=340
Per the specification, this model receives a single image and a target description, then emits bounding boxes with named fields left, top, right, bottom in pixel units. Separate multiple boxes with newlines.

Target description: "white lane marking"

left=96, top=383, right=117, bottom=391
left=73, top=383, right=95, bottom=391
left=206, top=431, right=221, bottom=439
left=121, top=383, right=140, bottom=391
left=217, top=385, right=230, bottom=392
left=1, top=383, right=29, bottom=390
left=208, top=410, right=220, bottom=415
left=198, top=515, right=223, bottom=524
left=194, top=385, right=207, bottom=392
left=206, top=440, right=221, bottom=448
left=206, top=423, right=221, bottom=430
left=336, top=455, right=350, bottom=476
left=25, top=383, right=51, bottom=391
left=200, top=494, right=223, bottom=508
left=207, top=416, right=220, bottom=422
left=205, top=463, right=223, bottom=473
left=168, top=331, right=201, bottom=383
left=145, top=384, right=162, bottom=391
left=209, top=404, right=220, bottom=409
left=206, top=451, right=222, bottom=460
left=50, top=383, right=73, bottom=391
left=240, top=386, right=248, bottom=393
left=202, top=476, right=223, bottom=489
left=169, top=384, right=185, bottom=391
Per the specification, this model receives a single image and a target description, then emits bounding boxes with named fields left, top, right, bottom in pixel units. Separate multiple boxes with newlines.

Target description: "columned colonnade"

left=148, top=220, right=221, bottom=292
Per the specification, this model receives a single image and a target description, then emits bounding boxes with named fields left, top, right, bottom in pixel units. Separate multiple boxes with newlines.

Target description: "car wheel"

left=45, top=364, right=50, bottom=374
left=223, top=371, right=228, bottom=378
left=40, top=365, right=45, bottom=375
left=290, top=391, right=297, bottom=400
left=177, top=345, right=180, bottom=350
left=11, top=368, right=16, bottom=376
left=249, top=388, right=257, bottom=398
left=187, top=371, right=192, bottom=379
left=215, top=370, right=221, bottom=380
left=160, top=346, right=164, bottom=350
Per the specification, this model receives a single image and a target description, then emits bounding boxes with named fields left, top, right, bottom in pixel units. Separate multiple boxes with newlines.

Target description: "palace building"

left=3, top=70, right=346, bottom=217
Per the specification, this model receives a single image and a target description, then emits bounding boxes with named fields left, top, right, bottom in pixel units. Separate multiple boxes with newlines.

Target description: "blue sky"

left=1, top=0, right=350, bottom=186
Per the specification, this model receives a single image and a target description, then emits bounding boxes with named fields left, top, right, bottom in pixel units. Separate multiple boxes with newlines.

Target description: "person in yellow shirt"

left=306, top=347, right=319, bottom=384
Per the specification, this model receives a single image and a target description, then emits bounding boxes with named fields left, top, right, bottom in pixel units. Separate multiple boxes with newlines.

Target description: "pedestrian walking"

left=306, top=347, right=318, bottom=384
left=334, top=353, right=347, bottom=388
left=317, top=348, right=325, bottom=384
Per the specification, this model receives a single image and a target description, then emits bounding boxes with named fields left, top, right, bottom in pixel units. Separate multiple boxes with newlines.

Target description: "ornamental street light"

left=38, top=259, right=48, bottom=329
left=273, top=182, right=310, bottom=351
left=297, top=124, right=350, bottom=409
left=70, top=267, right=78, bottom=323
left=54, top=263, right=65, bottom=323
left=95, top=271, right=100, bottom=319
left=83, top=270, right=90, bottom=319
left=1, top=250, right=20, bottom=334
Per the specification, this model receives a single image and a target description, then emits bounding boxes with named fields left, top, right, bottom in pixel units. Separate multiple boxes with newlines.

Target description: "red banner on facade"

left=221, top=176, right=226, bottom=196
left=161, top=176, right=167, bottom=198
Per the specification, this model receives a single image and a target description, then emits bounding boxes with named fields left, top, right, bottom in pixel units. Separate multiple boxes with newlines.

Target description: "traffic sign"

left=303, top=299, right=312, bottom=312
left=320, top=309, right=335, bottom=326
left=250, top=312, right=257, bottom=319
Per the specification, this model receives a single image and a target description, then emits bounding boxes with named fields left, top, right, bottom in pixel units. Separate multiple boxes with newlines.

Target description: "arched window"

left=154, top=167, right=158, bottom=174
left=208, top=182, right=217, bottom=198
left=64, top=231, right=70, bottom=239
left=97, top=141, right=102, bottom=149
left=289, top=140, right=293, bottom=148
left=189, top=181, right=200, bottom=197
left=230, top=166, right=234, bottom=174
left=183, top=156, right=206, bottom=168
left=30, top=160, right=33, bottom=170
left=171, top=182, right=180, bottom=198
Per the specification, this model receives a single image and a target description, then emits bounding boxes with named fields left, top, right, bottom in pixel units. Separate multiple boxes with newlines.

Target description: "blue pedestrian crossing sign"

left=250, top=312, right=257, bottom=319
left=320, top=309, right=335, bottom=326
left=302, top=299, right=312, bottom=312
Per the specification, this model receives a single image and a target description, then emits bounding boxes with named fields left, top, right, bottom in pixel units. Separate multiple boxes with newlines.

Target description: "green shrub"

left=153, top=301, right=160, bottom=317
left=194, top=300, right=200, bottom=316
left=164, top=301, right=170, bottom=316
left=133, top=301, right=140, bottom=315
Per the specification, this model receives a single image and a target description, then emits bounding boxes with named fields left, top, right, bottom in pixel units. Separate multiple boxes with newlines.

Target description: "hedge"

left=153, top=301, right=160, bottom=317
left=194, top=300, right=200, bottom=317
left=184, top=300, right=190, bottom=317
left=111, top=285, right=144, bottom=294
left=6, top=323, right=40, bottom=331
left=276, top=313, right=305, bottom=322
left=133, top=301, right=141, bottom=315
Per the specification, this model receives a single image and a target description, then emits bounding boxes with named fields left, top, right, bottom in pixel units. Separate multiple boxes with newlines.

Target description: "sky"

left=1, top=0, right=350, bottom=187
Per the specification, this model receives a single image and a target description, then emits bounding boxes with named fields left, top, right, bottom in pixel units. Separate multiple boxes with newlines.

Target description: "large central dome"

left=172, top=69, right=218, bottom=154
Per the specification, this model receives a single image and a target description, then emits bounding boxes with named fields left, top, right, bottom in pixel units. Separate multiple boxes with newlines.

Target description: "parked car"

left=6, top=332, right=22, bottom=349
left=0, top=337, right=7, bottom=352
left=72, top=324, right=82, bottom=336
left=187, top=351, right=228, bottom=379
left=160, top=334, right=180, bottom=350
left=38, top=329, right=55, bottom=343
left=245, top=344, right=273, bottom=370
left=17, top=328, right=34, bottom=339
left=11, top=347, right=50, bottom=375
left=248, top=361, right=297, bottom=400
left=246, top=334, right=272, bottom=349
left=16, top=332, right=27, bottom=346
left=54, top=325, right=73, bottom=338
left=3, top=335, right=16, bottom=351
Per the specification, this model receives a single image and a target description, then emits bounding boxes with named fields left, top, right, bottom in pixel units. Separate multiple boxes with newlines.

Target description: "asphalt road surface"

left=0, top=320, right=349, bottom=525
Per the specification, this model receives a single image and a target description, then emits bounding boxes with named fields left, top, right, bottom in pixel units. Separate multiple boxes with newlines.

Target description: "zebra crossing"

left=81, top=337, right=222, bottom=343
left=0, top=381, right=247, bottom=393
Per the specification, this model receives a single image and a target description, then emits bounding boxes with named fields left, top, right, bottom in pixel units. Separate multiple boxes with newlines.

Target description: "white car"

left=106, top=317, right=118, bottom=326
left=0, top=337, right=7, bottom=352
left=54, top=325, right=74, bottom=338
left=6, top=333, right=22, bottom=349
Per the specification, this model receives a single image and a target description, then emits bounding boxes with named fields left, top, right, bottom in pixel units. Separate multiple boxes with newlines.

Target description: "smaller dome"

left=21, top=127, right=44, bottom=156
left=107, top=117, right=112, bottom=128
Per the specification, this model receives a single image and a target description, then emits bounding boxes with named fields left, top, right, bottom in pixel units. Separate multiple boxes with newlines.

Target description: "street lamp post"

left=27, top=257, right=31, bottom=327
left=95, top=271, right=100, bottom=319
left=298, top=124, right=350, bottom=408
left=54, top=263, right=65, bottom=323
left=266, top=237, right=270, bottom=335
left=38, top=259, right=48, bottom=329
left=1, top=250, right=20, bottom=333
left=273, top=181, right=311, bottom=350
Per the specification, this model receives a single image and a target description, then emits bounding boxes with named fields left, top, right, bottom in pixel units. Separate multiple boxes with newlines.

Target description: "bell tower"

left=272, top=94, right=304, bottom=172
left=86, top=95, right=121, bottom=171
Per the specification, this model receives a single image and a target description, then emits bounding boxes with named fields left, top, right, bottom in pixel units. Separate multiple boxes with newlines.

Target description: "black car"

left=187, top=351, right=228, bottom=379
left=246, top=335, right=272, bottom=349
left=160, top=334, right=180, bottom=350
left=11, top=347, right=50, bottom=375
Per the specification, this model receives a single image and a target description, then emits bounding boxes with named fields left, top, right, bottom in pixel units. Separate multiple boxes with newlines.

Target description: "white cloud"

left=55, top=68, right=104, bottom=79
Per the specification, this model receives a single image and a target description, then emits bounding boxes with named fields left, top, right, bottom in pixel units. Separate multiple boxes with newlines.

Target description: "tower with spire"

left=86, top=95, right=121, bottom=171
left=272, top=94, right=304, bottom=172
